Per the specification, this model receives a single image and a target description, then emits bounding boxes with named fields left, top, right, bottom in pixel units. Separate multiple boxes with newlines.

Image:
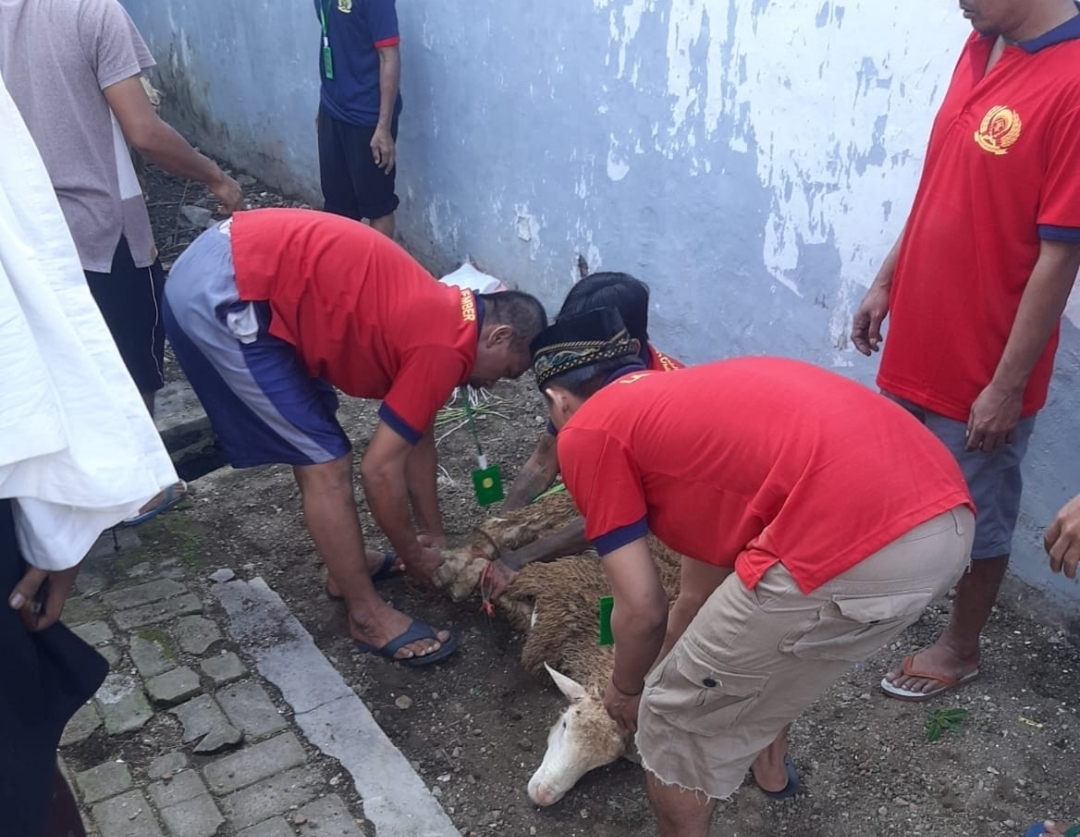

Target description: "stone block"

left=96, top=674, right=153, bottom=734
left=169, top=615, right=221, bottom=655
left=199, top=652, right=247, bottom=686
left=149, top=752, right=189, bottom=781
left=203, top=733, right=306, bottom=795
left=235, top=819, right=294, bottom=837
left=72, top=620, right=113, bottom=647
left=98, top=644, right=122, bottom=667
left=194, top=724, right=243, bottom=754
left=103, top=579, right=188, bottom=610
left=131, top=632, right=177, bottom=678
left=147, top=667, right=202, bottom=707
left=60, top=701, right=102, bottom=747
left=160, top=794, right=225, bottom=837
left=92, top=791, right=164, bottom=837
left=113, top=593, right=203, bottom=630
left=217, top=681, right=287, bottom=738
left=296, top=795, right=365, bottom=837
left=219, top=767, right=322, bottom=830
left=170, top=695, right=242, bottom=754
left=149, top=770, right=208, bottom=809
left=75, top=761, right=132, bottom=805
left=174, top=615, right=223, bottom=655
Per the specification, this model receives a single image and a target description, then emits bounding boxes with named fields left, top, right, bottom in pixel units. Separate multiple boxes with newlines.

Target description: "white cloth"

left=0, top=69, right=176, bottom=571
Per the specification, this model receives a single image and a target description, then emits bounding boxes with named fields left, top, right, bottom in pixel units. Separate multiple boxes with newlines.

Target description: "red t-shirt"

left=558, top=357, right=973, bottom=594
left=230, top=208, right=480, bottom=443
left=878, top=26, right=1080, bottom=421
left=645, top=343, right=684, bottom=372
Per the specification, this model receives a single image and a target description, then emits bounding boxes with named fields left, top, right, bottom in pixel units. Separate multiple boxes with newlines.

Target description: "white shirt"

left=0, top=67, right=176, bottom=571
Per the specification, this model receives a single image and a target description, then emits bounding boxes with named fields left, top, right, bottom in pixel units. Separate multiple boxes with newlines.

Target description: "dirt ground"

left=146, top=166, right=1080, bottom=837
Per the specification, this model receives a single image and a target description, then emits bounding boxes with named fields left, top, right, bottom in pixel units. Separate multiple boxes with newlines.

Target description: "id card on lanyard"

left=319, top=0, right=334, bottom=79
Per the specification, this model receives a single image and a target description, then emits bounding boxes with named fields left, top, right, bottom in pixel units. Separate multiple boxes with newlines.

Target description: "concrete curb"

left=213, top=578, right=462, bottom=837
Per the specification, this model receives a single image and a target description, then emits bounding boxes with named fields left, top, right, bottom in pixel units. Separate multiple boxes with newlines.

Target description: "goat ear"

left=544, top=663, right=587, bottom=703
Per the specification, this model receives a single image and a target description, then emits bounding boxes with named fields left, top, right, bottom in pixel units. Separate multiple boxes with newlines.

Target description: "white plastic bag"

left=439, top=260, right=506, bottom=295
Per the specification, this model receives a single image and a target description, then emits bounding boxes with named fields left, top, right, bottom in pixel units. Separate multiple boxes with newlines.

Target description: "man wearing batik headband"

left=533, top=308, right=977, bottom=837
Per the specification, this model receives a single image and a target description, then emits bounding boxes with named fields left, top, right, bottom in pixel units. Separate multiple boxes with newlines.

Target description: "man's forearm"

left=404, top=428, right=443, bottom=539
left=991, top=241, right=1080, bottom=394
left=502, top=433, right=560, bottom=510
left=611, top=603, right=667, bottom=695
left=376, top=47, right=400, bottom=129
left=134, top=120, right=228, bottom=189
left=872, top=222, right=907, bottom=290
left=503, top=518, right=588, bottom=570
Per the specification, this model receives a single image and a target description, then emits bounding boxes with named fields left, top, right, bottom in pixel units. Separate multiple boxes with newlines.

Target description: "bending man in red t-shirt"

left=162, top=208, right=547, bottom=666
left=530, top=308, right=974, bottom=835
left=482, top=273, right=685, bottom=600
left=851, top=0, right=1080, bottom=700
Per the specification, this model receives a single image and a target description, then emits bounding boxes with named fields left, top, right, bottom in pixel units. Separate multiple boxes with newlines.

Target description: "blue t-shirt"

left=316, top=0, right=403, bottom=126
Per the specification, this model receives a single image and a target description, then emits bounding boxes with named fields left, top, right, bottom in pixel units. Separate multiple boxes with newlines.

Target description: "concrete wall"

left=121, top=0, right=1080, bottom=610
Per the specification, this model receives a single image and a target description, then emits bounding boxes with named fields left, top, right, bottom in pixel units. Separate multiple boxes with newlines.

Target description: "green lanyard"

left=319, top=0, right=334, bottom=79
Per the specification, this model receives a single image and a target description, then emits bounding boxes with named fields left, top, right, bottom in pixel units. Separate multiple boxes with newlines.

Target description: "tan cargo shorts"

left=636, top=506, right=974, bottom=800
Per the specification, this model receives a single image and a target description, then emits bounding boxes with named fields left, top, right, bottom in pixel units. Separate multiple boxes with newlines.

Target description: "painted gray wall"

left=121, top=0, right=1080, bottom=608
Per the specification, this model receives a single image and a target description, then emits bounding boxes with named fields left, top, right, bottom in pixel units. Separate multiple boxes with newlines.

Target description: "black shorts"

left=84, top=236, right=167, bottom=394
left=317, top=105, right=399, bottom=221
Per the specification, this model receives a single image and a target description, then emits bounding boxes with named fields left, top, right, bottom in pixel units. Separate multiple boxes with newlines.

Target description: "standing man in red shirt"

left=529, top=309, right=975, bottom=835
left=162, top=208, right=547, bottom=665
left=316, top=0, right=402, bottom=238
left=851, top=0, right=1080, bottom=700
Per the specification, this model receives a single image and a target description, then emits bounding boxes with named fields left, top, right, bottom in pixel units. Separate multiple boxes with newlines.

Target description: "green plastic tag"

left=471, top=464, right=504, bottom=507
left=322, top=44, right=334, bottom=79
left=598, top=595, right=614, bottom=646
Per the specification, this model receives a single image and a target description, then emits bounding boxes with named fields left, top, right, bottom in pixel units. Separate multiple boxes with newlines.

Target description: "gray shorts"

left=882, top=392, right=1035, bottom=559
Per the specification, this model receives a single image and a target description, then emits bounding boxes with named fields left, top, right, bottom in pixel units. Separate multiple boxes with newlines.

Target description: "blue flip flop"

left=371, top=551, right=404, bottom=583
left=354, top=618, right=460, bottom=667
left=326, top=552, right=403, bottom=600
left=121, top=481, right=188, bottom=528
left=757, top=754, right=800, bottom=801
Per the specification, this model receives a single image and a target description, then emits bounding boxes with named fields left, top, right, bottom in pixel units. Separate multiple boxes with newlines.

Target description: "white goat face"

left=527, top=664, right=629, bottom=807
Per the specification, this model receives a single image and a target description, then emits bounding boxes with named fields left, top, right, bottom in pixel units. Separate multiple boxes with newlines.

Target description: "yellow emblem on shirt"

left=974, top=105, right=1022, bottom=156
left=460, top=288, right=477, bottom=322
left=337, top=0, right=352, bottom=12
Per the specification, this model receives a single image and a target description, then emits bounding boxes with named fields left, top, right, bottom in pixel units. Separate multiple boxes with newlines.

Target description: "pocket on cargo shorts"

left=780, top=589, right=936, bottom=662
left=644, top=640, right=770, bottom=736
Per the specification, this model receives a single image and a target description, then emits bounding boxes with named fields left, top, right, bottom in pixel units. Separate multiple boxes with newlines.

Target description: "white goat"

left=432, top=495, right=682, bottom=806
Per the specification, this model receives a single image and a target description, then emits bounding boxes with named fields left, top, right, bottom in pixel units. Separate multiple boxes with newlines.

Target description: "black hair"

left=480, top=290, right=549, bottom=352
left=543, top=354, right=640, bottom=400
left=557, top=272, right=650, bottom=345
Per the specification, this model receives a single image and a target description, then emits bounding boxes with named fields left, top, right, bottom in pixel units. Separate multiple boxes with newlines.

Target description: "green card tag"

left=598, top=595, right=614, bottom=646
left=322, top=44, right=334, bottom=79
left=471, top=464, right=504, bottom=506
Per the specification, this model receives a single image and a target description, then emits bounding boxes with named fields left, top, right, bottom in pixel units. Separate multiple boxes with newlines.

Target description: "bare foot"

left=326, top=550, right=404, bottom=598
left=1030, top=823, right=1073, bottom=837
left=883, top=639, right=979, bottom=696
left=350, top=602, right=451, bottom=661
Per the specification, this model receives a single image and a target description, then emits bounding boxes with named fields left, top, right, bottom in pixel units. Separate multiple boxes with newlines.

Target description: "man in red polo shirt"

left=851, top=0, right=1080, bottom=700
left=162, top=208, right=547, bottom=666
left=530, top=309, right=974, bottom=836
left=482, top=272, right=685, bottom=600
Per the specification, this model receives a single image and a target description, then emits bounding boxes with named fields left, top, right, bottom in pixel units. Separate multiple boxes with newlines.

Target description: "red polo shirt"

left=645, top=343, right=684, bottom=372
left=878, top=21, right=1080, bottom=421
left=557, top=358, right=973, bottom=594
left=231, top=208, right=481, bottom=444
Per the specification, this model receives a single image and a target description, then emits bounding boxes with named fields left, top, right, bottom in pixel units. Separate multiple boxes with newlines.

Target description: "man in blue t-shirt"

left=315, top=0, right=403, bottom=238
